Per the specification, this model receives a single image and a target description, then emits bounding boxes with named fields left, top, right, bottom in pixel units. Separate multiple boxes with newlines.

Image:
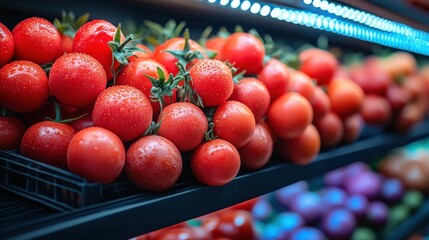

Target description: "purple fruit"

left=345, top=194, right=369, bottom=220
left=290, top=227, right=327, bottom=240
left=288, top=191, right=321, bottom=224
left=322, top=207, right=356, bottom=240
left=343, top=162, right=370, bottom=179
left=380, top=178, right=405, bottom=204
left=344, top=171, right=381, bottom=199
left=324, top=168, right=346, bottom=188
left=320, top=187, right=348, bottom=212
left=252, top=199, right=273, bottom=221
left=275, top=181, right=308, bottom=207
left=275, top=212, right=305, bottom=238
left=367, top=201, right=389, bottom=227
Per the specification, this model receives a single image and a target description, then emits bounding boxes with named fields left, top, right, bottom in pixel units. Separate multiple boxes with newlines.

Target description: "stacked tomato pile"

left=0, top=14, right=428, bottom=193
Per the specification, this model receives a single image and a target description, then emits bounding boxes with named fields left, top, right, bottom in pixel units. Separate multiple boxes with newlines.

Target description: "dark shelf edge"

left=2, top=119, right=429, bottom=240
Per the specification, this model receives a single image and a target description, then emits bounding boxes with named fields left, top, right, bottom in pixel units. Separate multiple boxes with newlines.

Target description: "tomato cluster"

left=0, top=14, right=428, bottom=193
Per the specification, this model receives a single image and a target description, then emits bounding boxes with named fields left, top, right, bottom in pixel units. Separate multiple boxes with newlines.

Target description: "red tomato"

left=360, top=94, right=392, bottom=126
left=157, top=102, right=208, bottom=152
left=382, top=52, right=417, bottom=78
left=129, top=43, right=153, bottom=61
left=49, top=53, right=107, bottom=108
left=153, top=37, right=206, bottom=75
left=328, top=78, right=364, bottom=119
left=0, top=60, right=48, bottom=113
left=125, top=135, right=182, bottom=192
left=299, top=48, right=338, bottom=86
left=287, top=70, right=316, bottom=101
left=154, top=227, right=211, bottom=240
left=342, top=114, right=363, bottom=144
left=68, top=108, right=94, bottom=131
left=314, top=112, right=344, bottom=149
left=190, top=59, right=234, bottom=107
left=213, top=100, right=256, bottom=148
left=258, top=58, right=290, bottom=101
left=0, top=116, right=25, bottom=150
left=228, top=77, right=270, bottom=122
left=220, top=32, right=265, bottom=75
left=393, top=102, right=422, bottom=132
left=116, top=58, right=172, bottom=120
left=386, top=84, right=412, bottom=112
left=275, top=124, right=320, bottom=165
left=67, top=127, right=125, bottom=184
left=202, top=210, right=256, bottom=240
left=60, top=34, right=73, bottom=54
left=403, top=75, right=426, bottom=101
left=205, top=36, right=226, bottom=60
left=73, top=19, right=123, bottom=80
left=12, top=17, right=61, bottom=64
left=191, top=139, right=240, bottom=186
left=268, top=92, right=313, bottom=139
left=0, top=23, right=14, bottom=67
left=21, top=121, right=75, bottom=169
left=92, top=85, right=153, bottom=142
left=349, top=65, right=392, bottom=95
left=311, top=86, right=331, bottom=122
left=238, top=123, right=273, bottom=170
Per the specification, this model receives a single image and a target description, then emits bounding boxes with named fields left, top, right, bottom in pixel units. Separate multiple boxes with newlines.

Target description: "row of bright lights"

left=206, top=0, right=429, bottom=56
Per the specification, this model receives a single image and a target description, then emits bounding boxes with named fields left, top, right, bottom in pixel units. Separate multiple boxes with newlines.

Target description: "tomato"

left=116, top=58, right=172, bottom=119
left=73, top=19, right=123, bottom=80
left=213, top=100, right=256, bottom=148
left=393, top=102, right=422, bottom=132
left=314, top=112, right=344, bottom=149
left=342, top=114, right=363, bottom=144
left=190, top=59, right=234, bottom=107
left=328, top=78, right=364, bottom=119
left=125, top=135, right=182, bottom=192
left=153, top=37, right=206, bottom=75
left=157, top=102, right=208, bottom=152
left=258, top=58, right=289, bottom=101
left=275, top=124, right=320, bottom=165
left=67, top=127, right=125, bottom=184
left=386, top=84, right=412, bottom=112
left=154, top=227, right=212, bottom=240
left=360, top=94, right=392, bottom=126
left=68, top=108, right=94, bottom=131
left=228, top=77, right=270, bottom=122
left=350, top=64, right=392, bottom=95
left=205, top=36, right=226, bottom=60
left=129, top=43, right=153, bottom=61
left=268, top=92, right=313, bottom=139
left=92, top=85, right=153, bottom=142
left=311, top=86, right=331, bottom=122
left=191, top=139, right=240, bottom=186
left=287, top=70, right=316, bottom=101
left=0, top=23, right=14, bottom=67
left=202, top=210, right=256, bottom=240
left=49, top=53, right=107, bottom=108
left=0, top=60, right=48, bottom=113
left=403, top=74, right=426, bottom=101
left=382, top=52, right=417, bottom=78
left=299, top=48, right=338, bottom=86
left=12, top=17, right=61, bottom=64
left=21, top=121, right=75, bottom=169
left=220, top=32, right=265, bottom=75
left=238, top=123, right=273, bottom=170
left=60, top=34, right=73, bottom=54
left=0, top=116, right=25, bottom=150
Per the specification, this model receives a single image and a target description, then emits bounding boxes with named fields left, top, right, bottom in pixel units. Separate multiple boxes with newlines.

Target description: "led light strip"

left=205, top=0, right=429, bottom=56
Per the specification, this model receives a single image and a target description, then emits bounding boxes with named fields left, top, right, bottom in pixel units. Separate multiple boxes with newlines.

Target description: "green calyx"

left=146, top=67, right=181, bottom=112
left=141, top=19, right=186, bottom=48
left=143, top=121, right=162, bottom=136
left=164, top=29, right=205, bottom=68
left=204, top=122, right=217, bottom=142
left=45, top=97, right=87, bottom=123
left=53, top=11, right=90, bottom=38
left=175, top=62, right=204, bottom=107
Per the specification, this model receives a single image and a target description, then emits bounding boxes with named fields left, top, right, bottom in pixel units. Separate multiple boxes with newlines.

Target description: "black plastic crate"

left=0, top=150, right=137, bottom=212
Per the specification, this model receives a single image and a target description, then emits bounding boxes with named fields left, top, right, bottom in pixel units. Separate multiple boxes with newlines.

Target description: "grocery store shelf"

left=1, top=118, right=429, bottom=239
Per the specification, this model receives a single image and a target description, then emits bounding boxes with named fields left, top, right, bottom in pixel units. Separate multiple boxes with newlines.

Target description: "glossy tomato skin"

left=157, top=102, right=208, bottom=152
left=125, top=135, right=182, bottom=192
left=73, top=19, right=122, bottom=80
left=205, top=36, right=226, bottom=60
left=21, top=121, right=75, bottom=169
left=116, top=58, right=172, bottom=120
left=220, top=32, right=265, bottom=75
left=288, top=70, right=316, bottom=101
left=153, top=37, right=206, bottom=75
left=229, top=77, right=270, bottom=122
left=258, top=58, right=289, bottom=101
left=213, top=100, right=256, bottom=148
left=0, top=116, right=25, bottom=150
left=238, top=123, right=273, bottom=170
left=268, top=92, right=313, bottom=139
left=67, top=127, right=125, bottom=184
left=190, top=59, right=234, bottom=107
left=12, top=17, right=61, bottom=64
left=275, top=124, right=320, bottom=165
left=129, top=43, right=153, bottom=61
left=49, top=53, right=107, bottom=108
left=92, top=85, right=153, bottom=142
left=299, top=48, right=338, bottom=86
left=191, top=139, right=240, bottom=186
left=314, top=112, right=344, bottom=149
left=328, top=79, right=364, bottom=119
left=311, top=86, right=331, bottom=122
left=0, top=60, right=48, bottom=113
left=203, top=210, right=256, bottom=240
left=0, top=23, right=14, bottom=67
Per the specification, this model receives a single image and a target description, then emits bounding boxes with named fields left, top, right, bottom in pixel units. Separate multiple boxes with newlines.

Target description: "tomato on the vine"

left=125, top=135, right=182, bottom=192
left=49, top=53, right=107, bottom=109
left=0, top=116, right=25, bottom=150
left=238, top=123, right=273, bottom=171
left=0, top=60, right=48, bottom=113
left=0, top=23, right=14, bottom=67
left=12, top=17, right=62, bottom=64
left=258, top=58, right=290, bottom=101
left=67, top=127, right=125, bottom=184
left=129, top=43, right=153, bottom=61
